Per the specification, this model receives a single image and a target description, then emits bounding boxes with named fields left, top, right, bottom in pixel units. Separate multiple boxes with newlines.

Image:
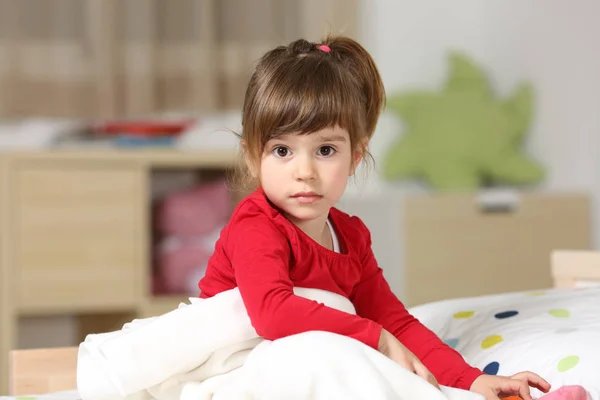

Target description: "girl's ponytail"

left=321, top=35, right=386, bottom=139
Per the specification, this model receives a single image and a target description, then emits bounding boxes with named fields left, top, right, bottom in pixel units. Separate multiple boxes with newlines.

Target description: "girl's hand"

left=378, top=328, right=440, bottom=390
left=470, top=371, right=551, bottom=400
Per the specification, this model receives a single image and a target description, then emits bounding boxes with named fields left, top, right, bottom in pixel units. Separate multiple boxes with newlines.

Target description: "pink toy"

left=538, top=385, right=588, bottom=400
left=156, top=179, right=231, bottom=237
left=502, top=385, right=588, bottom=400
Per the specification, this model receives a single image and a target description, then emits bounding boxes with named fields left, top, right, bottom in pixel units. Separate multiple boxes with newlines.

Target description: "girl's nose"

left=294, top=155, right=316, bottom=181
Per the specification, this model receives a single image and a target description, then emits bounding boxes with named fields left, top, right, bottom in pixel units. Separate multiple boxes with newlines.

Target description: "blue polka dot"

left=495, top=310, right=519, bottom=319
left=483, top=361, right=500, bottom=375
left=444, top=338, right=459, bottom=349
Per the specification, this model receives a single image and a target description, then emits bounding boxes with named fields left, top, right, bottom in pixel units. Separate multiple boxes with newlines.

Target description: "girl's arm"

left=349, top=219, right=483, bottom=390
left=228, top=214, right=382, bottom=349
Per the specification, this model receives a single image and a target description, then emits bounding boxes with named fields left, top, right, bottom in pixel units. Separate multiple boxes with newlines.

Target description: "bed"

left=409, top=250, right=600, bottom=398
left=5, top=347, right=78, bottom=399
left=2, top=250, right=600, bottom=400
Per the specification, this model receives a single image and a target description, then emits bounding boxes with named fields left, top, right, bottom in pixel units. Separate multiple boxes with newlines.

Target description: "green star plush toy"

left=382, top=52, right=545, bottom=190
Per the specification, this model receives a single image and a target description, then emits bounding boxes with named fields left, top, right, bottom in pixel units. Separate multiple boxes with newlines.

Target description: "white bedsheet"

left=409, top=287, right=600, bottom=399
left=0, top=390, right=80, bottom=400
left=77, top=288, right=483, bottom=400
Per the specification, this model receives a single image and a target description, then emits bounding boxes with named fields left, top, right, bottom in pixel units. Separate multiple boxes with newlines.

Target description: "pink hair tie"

left=317, top=44, right=331, bottom=53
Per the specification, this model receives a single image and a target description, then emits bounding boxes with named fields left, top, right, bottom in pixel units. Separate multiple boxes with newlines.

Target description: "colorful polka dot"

left=557, top=355, right=580, bottom=372
left=453, top=311, right=475, bottom=319
left=481, top=335, right=503, bottom=349
left=444, top=338, right=459, bottom=349
left=549, top=309, right=570, bottom=318
left=494, top=310, right=519, bottom=319
left=483, top=361, right=500, bottom=375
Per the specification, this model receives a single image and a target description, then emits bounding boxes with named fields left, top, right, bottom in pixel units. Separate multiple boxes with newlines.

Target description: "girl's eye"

left=318, top=146, right=336, bottom=157
left=273, top=146, right=290, bottom=158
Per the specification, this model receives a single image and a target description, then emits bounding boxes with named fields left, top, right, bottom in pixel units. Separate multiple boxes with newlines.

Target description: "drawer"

left=12, top=166, right=141, bottom=313
left=402, top=193, right=591, bottom=307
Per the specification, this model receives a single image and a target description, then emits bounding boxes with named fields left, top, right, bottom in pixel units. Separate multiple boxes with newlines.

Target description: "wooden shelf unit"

left=0, top=148, right=238, bottom=394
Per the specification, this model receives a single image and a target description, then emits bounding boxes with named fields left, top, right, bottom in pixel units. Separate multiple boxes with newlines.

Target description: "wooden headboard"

left=551, top=250, right=600, bottom=288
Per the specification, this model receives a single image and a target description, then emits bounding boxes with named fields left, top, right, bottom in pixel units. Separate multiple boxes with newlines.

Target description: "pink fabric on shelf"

left=157, top=237, right=211, bottom=294
left=154, top=179, right=231, bottom=294
left=156, top=179, right=230, bottom=236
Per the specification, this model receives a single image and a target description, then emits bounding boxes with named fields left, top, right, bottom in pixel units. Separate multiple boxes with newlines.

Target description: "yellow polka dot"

left=549, top=309, right=570, bottom=318
left=481, top=335, right=503, bottom=349
left=558, top=355, right=580, bottom=372
left=453, top=311, right=475, bottom=319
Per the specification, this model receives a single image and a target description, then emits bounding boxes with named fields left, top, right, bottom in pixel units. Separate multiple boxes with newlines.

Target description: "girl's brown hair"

left=232, top=34, right=385, bottom=191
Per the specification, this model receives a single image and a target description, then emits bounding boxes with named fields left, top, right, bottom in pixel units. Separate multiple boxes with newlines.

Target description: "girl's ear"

left=349, top=139, right=368, bottom=176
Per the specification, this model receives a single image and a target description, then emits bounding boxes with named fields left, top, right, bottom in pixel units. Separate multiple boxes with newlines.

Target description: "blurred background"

left=0, top=0, right=598, bottom=376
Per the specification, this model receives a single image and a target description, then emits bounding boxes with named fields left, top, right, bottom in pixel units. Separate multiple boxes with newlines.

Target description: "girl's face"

left=257, top=126, right=359, bottom=226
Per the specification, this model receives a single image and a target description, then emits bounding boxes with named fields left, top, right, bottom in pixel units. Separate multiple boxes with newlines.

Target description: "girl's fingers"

left=414, top=361, right=440, bottom=390
left=511, top=371, right=552, bottom=393
left=498, top=378, right=533, bottom=400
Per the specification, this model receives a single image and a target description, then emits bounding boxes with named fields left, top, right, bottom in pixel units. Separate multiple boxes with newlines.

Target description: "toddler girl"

left=198, top=35, right=551, bottom=400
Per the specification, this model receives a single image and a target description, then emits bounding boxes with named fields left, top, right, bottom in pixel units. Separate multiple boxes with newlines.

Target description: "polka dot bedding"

left=409, top=287, right=600, bottom=399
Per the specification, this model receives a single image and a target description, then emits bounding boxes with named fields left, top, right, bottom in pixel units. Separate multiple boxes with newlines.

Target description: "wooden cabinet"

left=401, top=192, right=592, bottom=307
left=14, top=166, right=141, bottom=312
left=0, top=149, right=237, bottom=393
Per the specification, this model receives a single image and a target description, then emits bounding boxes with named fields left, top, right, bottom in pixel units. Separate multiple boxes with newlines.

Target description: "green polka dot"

left=453, top=311, right=475, bottom=319
left=481, top=335, right=503, bottom=349
left=557, top=355, right=580, bottom=372
left=549, top=309, right=570, bottom=318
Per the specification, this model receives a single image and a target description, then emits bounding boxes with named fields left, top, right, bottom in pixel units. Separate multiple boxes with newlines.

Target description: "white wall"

left=342, top=0, right=600, bottom=298
left=361, top=0, right=600, bottom=191
left=361, top=0, right=600, bottom=196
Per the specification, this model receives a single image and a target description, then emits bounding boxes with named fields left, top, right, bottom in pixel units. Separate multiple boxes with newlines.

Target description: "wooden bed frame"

left=9, top=347, right=78, bottom=396
left=6, top=250, right=600, bottom=396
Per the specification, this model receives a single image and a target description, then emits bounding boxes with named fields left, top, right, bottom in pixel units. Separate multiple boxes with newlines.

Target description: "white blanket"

left=77, top=288, right=483, bottom=400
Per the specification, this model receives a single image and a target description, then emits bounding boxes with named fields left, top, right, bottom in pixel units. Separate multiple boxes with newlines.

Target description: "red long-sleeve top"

left=198, top=189, right=483, bottom=389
